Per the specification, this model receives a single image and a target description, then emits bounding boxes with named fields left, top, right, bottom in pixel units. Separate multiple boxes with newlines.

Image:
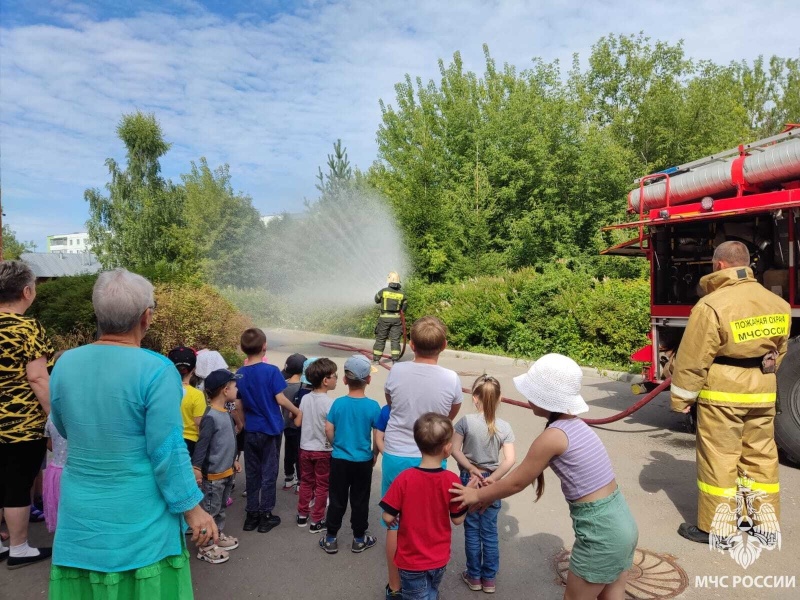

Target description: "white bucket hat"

left=512, top=353, right=589, bottom=415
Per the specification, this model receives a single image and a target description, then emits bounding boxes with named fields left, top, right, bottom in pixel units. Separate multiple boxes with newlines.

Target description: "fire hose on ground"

left=318, top=316, right=672, bottom=426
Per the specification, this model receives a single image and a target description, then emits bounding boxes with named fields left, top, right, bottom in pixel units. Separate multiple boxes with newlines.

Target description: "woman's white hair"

left=93, top=269, right=155, bottom=334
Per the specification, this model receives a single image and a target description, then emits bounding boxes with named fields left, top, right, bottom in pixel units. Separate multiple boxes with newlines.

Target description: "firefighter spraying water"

left=372, top=272, right=407, bottom=364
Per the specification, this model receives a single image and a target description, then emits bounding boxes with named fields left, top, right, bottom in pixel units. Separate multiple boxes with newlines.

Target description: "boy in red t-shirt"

left=380, top=413, right=467, bottom=599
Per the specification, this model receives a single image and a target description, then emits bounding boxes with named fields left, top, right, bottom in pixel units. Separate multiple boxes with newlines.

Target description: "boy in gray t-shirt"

left=193, top=369, right=243, bottom=564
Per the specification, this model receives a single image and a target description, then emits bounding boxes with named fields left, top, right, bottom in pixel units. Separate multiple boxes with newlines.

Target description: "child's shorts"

left=568, top=487, right=638, bottom=584
left=380, top=453, right=422, bottom=530
left=379, top=453, right=447, bottom=530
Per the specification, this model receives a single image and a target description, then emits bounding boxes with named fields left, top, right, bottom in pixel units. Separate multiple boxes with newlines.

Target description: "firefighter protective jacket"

left=670, top=266, right=790, bottom=411
left=374, top=283, right=407, bottom=317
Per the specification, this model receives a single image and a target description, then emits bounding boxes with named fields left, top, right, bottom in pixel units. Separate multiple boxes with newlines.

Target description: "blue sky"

left=2, top=0, right=799, bottom=250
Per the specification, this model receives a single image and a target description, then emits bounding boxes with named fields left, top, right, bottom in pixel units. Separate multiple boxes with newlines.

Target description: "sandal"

left=29, top=506, right=45, bottom=523
left=196, top=544, right=229, bottom=564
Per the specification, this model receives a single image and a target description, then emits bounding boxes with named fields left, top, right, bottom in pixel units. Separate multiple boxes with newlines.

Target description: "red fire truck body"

left=604, top=126, right=800, bottom=461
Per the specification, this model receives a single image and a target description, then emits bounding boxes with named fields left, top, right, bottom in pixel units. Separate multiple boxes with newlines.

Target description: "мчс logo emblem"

left=709, top=476, right=781, bottom=569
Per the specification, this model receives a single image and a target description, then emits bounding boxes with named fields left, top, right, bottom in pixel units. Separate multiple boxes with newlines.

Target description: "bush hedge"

left=29, top=275, right=251, bottom=364
left=144, top=284, right=252, bottom=365
left=226, top=265, right=651, bottom=371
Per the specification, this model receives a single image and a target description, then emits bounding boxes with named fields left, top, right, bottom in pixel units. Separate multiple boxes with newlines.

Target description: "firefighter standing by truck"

left=670, top=241, right=790, bottom=544
left=373, top=272, right=407, bottom=363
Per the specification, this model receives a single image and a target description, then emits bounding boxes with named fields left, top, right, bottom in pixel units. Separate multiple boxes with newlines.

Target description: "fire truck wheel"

left=776, top=337, right=800, bottom=466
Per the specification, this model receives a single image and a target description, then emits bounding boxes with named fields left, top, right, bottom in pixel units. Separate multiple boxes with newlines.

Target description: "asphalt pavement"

left=6, top=328, right=799, bottom=599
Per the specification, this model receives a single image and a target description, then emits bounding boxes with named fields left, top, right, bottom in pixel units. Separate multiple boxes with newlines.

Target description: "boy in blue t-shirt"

left=236, top=328, right=301, bottom=533
left=320, top=355, right=381, bottom=554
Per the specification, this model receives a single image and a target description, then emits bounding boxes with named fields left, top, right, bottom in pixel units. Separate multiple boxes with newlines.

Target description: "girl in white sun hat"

left=450, top=354, right=638, bottom=600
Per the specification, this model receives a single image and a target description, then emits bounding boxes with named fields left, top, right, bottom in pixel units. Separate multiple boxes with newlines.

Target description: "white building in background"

left=261, top=214, right=281, bottom=227
left=47, top=232, right=93, bottom=254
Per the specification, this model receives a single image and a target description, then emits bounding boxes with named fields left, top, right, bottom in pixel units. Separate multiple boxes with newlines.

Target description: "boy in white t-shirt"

left=294, top=358, right=337, bottom=533
left=381, top=316, right=463, bottom=599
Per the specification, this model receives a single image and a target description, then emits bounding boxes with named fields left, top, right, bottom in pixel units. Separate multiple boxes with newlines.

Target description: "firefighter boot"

left=678, top=523, right=709, bottom=544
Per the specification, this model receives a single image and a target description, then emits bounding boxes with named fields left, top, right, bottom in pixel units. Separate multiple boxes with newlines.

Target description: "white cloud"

left=1, top=0, right=798, bottom=247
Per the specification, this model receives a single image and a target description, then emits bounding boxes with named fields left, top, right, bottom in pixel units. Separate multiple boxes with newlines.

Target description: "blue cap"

left=205, top=369, right=242, bottom=392
left=301, top=357, right=318, bottom=385
left=344, top=354, right=371, bottom=381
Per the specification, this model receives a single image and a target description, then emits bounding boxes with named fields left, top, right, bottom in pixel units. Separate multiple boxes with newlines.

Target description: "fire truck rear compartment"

left=650, top=212, right=798, bottom=378
left=652, top=212, right=790, bottom=306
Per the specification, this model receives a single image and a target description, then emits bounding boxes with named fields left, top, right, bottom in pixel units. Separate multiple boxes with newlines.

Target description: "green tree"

left=85, top=112, right=192, bottom=280
left=315, top=138, right=353, bottom=199
left=178, top=158, right=265, bottom=286
left=2, top=225, right=35, bottom=260
left=369, top=37, right=799, bottom=283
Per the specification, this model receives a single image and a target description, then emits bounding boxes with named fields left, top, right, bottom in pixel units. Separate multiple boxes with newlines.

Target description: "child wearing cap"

left=450, top=354, right=639, bottom=599
left=192, top=369, right=243, bottom=564
left=281, top=353, right=308, bottom=491
left=319, top=355, right=382, bottom=554
left=194, top=342, right=228, bottom=391
left=168, top=346, right=205, bottom=456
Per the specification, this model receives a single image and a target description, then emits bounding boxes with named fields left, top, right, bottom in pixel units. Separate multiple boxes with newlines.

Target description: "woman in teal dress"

left=49, top=269, right=217, bottom=599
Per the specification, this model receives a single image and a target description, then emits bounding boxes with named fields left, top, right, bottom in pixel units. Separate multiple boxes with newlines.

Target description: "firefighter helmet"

left=387, top=272, right=400, bottom=284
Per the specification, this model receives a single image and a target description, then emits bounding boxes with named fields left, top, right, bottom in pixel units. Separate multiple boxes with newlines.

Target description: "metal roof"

left=20, top=252, right=103, bottom=278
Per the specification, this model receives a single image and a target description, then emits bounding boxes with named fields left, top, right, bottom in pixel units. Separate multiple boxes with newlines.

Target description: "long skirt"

left=49, top=549, right=193, bottom=600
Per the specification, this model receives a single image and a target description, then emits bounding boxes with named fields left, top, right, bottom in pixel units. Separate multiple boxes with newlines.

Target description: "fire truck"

left=603, top=125, right=800, bottom=463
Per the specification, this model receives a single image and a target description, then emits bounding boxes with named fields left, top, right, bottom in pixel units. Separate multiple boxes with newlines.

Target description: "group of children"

left=37, top=314, right=637, bottom=599
left=169, top=317, right=638, bottom=600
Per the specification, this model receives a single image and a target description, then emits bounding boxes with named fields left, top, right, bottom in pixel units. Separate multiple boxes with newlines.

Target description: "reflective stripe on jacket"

left=670, top=267, right=790, bottom=410
left=375, top=285, right=407, bottom=314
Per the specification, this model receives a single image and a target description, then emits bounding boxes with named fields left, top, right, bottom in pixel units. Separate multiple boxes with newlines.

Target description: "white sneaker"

left=282, top=477, right=297, bottom=490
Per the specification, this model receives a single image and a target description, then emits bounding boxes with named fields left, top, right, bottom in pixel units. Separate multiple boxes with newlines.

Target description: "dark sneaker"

left=309, top=520, right=326, bottom=534
left=296, top=515, right=308, bottom=527
left=351, top=534, right=377, bottom=553
left=258, top=512, right=281, bottom=533
left=461, top=571, right=482, bottom=591
left=319, top=535, right=338, bottom=554
left=678, top=522, right=709, bottom=544
left=243, top=511, right=260, bottom=532
left=385, top=584, right=402, bottom=599
left=7, top=547, right=52, bottom=570
left=481, top=578, right=496, bottom=593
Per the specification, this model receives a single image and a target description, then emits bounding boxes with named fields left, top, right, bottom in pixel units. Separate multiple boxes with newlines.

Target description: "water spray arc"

left=254, top=186, right=410, bottom=318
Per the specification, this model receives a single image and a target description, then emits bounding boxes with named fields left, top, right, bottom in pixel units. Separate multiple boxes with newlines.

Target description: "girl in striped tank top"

left=451, top=354, right=638, bottom=600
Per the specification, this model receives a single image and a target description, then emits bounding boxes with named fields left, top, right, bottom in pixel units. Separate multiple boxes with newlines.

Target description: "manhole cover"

left=555, top=548, right=688, bottom=599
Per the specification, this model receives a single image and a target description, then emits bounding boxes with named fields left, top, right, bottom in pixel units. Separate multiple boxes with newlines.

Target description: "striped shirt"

left=548, top=418, right=615, bottom=501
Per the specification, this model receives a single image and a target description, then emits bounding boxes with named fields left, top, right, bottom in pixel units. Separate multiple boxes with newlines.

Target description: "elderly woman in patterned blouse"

left=0, top=260, right=53, bottom=569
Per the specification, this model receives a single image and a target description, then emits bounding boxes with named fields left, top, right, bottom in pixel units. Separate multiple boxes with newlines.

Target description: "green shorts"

left=568, top=487, right=638, bottom=584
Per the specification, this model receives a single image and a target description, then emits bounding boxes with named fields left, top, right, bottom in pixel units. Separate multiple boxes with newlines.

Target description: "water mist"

left=253, top=186, right=411, bottom=320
